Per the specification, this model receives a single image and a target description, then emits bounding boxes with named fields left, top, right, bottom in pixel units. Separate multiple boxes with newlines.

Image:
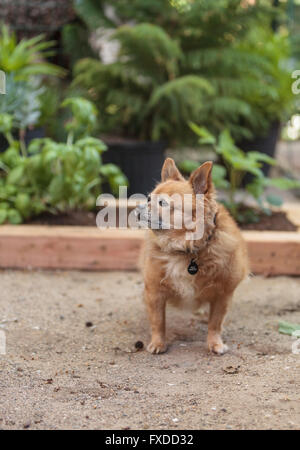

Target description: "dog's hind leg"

left=207, top=293, right=232, bottom=355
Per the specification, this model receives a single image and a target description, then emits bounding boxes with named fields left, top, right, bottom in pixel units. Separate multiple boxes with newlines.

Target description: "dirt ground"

left=0, top=270, right=299, bottom=430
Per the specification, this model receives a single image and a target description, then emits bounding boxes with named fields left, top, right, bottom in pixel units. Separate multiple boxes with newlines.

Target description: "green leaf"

left=212, top=164, right=230, bottom=189
left=7, top=165, right=24, bottom=184
left=189, top=123, right=216, bottom=145
left=62, top=97, right=98, bottom=135
left=178, top=159, right=199, bottom=174
left=48, top=175, right=65, bottom=201
left=27, top=138, right=52, bottom=154
left=109, top=173, right=128, bottom=194
left=246, top=180, right=264, bottom=199
left=265, top=178, right=300, bottom=190
left=0, top=209, right=7, bottom=224
left=247, top=151, right=277, bottom=166
left=7, top=209, right=23, bottom=224
left=0, top=113, right=13, bottom=134
left=15, top=193, right=31, bottom=217
left=217, top=129, right=239, bottom=156
left=1, top=146, right=21, bottom=167
left=76, top=137, right=107, bottom=153
left=278, top=321, right=300, bottom=336
left=100, top=164, right=123, bottom=177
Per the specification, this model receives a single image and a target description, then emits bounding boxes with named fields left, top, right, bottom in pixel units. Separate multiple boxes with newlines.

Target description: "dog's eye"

left=159, top=199, right=168, bottom=207
left=147, top=195, right=151, bottom=203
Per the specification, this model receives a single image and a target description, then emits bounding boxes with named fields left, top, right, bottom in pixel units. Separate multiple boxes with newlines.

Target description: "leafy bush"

left=180, top=124, right=300, bottom=223
left=73, top=0, right=293, bottom=143
left=0, top=98, right=127, bottom=224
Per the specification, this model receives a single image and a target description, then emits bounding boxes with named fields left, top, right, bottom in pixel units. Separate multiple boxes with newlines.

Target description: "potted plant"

left=72, top=0, right=292, bottom=194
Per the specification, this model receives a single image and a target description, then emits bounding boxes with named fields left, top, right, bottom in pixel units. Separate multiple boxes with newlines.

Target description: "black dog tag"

left=188, top=259, right=198, bottom=275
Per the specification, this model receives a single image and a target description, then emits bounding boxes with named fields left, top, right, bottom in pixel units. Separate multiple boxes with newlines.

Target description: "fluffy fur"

left=142, top=158, right=249, bottom=355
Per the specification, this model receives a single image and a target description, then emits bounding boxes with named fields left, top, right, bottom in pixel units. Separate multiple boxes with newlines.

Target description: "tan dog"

left=142, top=158, right=248, bottom=355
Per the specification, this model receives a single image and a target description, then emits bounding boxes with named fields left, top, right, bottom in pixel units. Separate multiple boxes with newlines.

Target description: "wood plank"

left=0, top=226, right=299, bottom=275
left=245, top=231, right=300, bottom=276
left=0, top=226, right=145, bottom=271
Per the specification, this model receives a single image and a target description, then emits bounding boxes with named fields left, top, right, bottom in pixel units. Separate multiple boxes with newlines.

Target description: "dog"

left=140, top=158, right=249, bottom=355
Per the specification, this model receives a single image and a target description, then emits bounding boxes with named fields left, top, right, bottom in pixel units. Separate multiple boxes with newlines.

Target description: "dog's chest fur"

left=164, top=254, right=196, bottom=300
left=158, top=249, right=223, bottom=309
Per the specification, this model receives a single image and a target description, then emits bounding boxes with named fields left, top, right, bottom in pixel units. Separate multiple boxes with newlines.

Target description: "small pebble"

left=85, top=321, right=93, bottom=328
left=134, top=341, right=144, bottom=350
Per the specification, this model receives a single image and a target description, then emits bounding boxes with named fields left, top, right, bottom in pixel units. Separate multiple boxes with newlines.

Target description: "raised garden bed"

left=0, top=203, right=299, bottom=275
left=27, top=208, right=297, bottom=231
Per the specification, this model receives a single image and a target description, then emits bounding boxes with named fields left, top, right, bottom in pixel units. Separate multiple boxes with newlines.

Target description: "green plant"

left=183, top=123, right=300, bottom=223
left=0, top=24, right=65, bottom=79
left=0, top=98, right=127, bottom=224
left=72, top=0, right=292, bottom=143
left=0, top=73, right=43, bottom=129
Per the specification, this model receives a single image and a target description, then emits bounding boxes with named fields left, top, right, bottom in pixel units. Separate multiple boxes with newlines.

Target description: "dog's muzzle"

left=134, top=204, right=163, bottom=229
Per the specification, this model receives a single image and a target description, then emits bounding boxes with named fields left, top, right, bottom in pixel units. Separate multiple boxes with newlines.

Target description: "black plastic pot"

left=102, top=140, right=167, bottom=196
left=0, top=127, right=45, bottom=153
left=238, top=121, right=280, bottom=176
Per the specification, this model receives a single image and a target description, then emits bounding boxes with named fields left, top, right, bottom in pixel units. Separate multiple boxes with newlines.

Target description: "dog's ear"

left=161, top=158, right=184, bottom=182
left=189, top=161, right=213, bottom=194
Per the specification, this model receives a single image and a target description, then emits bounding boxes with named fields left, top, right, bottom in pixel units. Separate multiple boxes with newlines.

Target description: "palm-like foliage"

left=73, top=0, right=292, bottom=143
left=0, top=25, right=66, bottom=79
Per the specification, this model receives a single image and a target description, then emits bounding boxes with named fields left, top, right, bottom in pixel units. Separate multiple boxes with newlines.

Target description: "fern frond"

left=148, top=75, right=214, bottom=141
left=183, top=47, right=274, bottom=76
left=114, top=23, right=182, bottom=82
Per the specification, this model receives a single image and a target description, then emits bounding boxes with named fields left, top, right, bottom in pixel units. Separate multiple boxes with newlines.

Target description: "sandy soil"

left=0, top=270, right=299, bottom=430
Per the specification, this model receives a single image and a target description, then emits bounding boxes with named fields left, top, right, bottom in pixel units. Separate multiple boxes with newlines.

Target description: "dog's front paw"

left=147, top=339, right=168, bottom=354
left=207, top=337, right=228, bottom=355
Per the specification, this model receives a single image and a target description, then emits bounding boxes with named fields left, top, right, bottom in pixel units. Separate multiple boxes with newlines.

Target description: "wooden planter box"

left=0, top=202, right=299, bottom=275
